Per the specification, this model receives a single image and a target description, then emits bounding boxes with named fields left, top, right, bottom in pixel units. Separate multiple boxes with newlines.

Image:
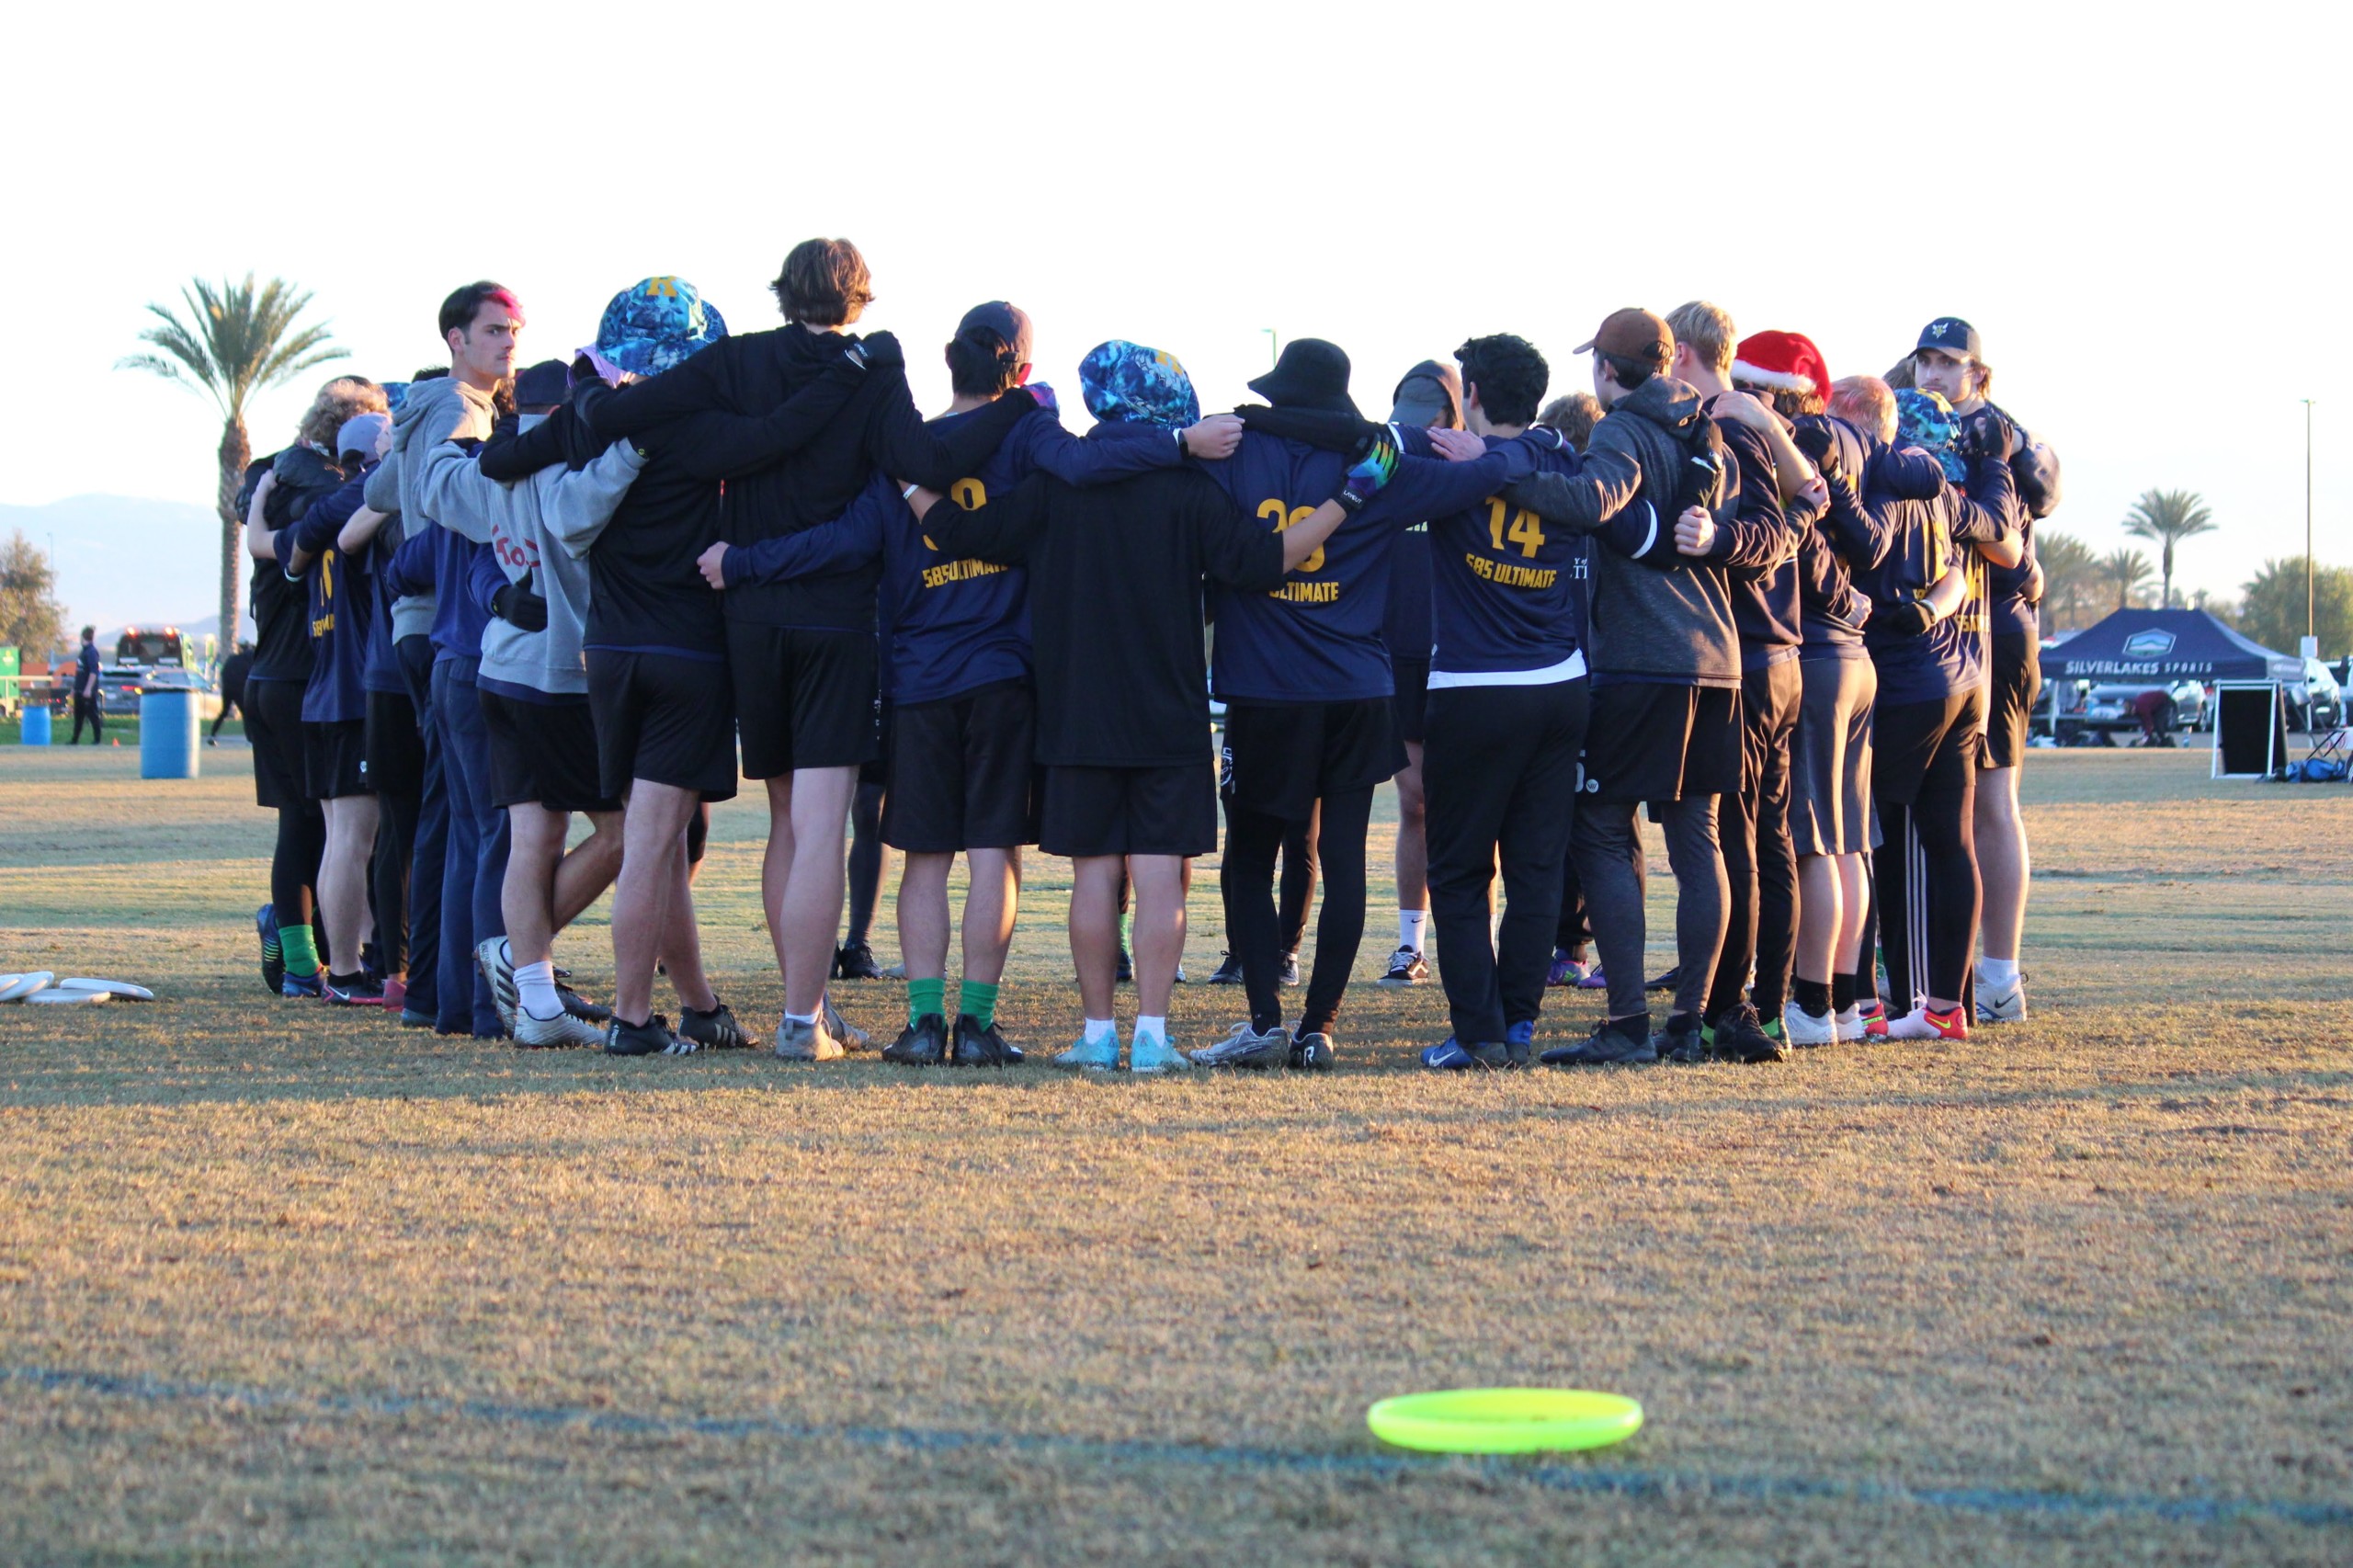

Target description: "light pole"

left=2304, top=398, right=2315, bottom=649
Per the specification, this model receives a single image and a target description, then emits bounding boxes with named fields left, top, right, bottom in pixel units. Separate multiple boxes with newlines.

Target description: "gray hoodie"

left=415, top=417, right=643, bottom=698
left=1507, top=377, right=1749, bottom=688
left=365, top=378, right=495, bottom=642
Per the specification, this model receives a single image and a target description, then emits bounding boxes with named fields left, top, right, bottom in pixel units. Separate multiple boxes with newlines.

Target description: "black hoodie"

left=578, top=324, right=1033, bottom=633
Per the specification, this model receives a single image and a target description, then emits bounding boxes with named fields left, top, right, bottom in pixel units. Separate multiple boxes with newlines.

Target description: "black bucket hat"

left=1246, top=337, right=1360, bottom=415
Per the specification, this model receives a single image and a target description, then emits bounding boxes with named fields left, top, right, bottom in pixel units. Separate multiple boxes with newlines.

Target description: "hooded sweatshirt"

left=575, top=324, right=1037, bottom=633
left=1506, top=377, right=1779, bottom=689
left=366, top=377, right=495, bottom=646
left=416, top=414, right=645, bottom=699
left=1701, top=392, right=1807, bottom=672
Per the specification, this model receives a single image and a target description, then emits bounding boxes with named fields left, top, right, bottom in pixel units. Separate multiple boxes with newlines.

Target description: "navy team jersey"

left=1425, top=432, right=1589, bottom=681
left=722, top=403, right=1179, bottom=707
left=1195, top=430, right=1550, bottom=703
left=281, top=467, right=374, bottom=724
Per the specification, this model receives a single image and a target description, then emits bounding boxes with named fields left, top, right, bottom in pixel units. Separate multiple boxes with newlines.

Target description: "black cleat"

left=679, top=1000, right=756, bottom=1051
left=949, top=1014, right=1024, bottom=1067
left=1207, top=949, right=1245, bottom=985
left=833, top=939, right=884, bottom=981
left=1646, top=966, right=1681, bottom=994
left=1709, top=1003, right=1787, bottom=1064
left=554, top=969, right=612, bottom=1024
left=606, top=1013, right=695, bottom=1056
left=1540, top=1015, right=1658, bottom=1067
left=884, top=1013, right=949, bottom=1065
left=1654, top=1012, right=1709, bottom=1063
left=1289, top=1031, right=1336, bottom=1071
left=256, top=903, right=284, bottom=997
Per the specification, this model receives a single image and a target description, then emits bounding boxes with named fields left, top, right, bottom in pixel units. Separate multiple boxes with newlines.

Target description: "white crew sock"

left=1134, top=1015, right=1167, bottom=1044
left=515, top=959, right=562, bottom=1021
left=1977, top=957, right=2019, bottom=989
left=1399, top=909, right=1427, bottom=953
left=1084, top=1017, right=1116, bottom=1043
left=784, top=1011, right=818, bottom=1028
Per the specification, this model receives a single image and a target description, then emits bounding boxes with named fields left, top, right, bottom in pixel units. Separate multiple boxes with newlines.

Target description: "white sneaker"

left=1885, top=1005, right=1968, bottom=1041
left=1188, top=1019, right=1290, bottom=1069
left=515, top=1007, right=607, bottom=1049
left=1974, top=974, right=2027, bottom=1023
left=1781, top=1001, right=1836, bottom=1047
left=476, top=937, right=518, bottom=1035
left=1832, top=1005, right=1867, bottom=1043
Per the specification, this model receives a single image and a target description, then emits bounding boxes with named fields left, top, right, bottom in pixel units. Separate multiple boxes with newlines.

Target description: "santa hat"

left=1733, top=330, right=1830, bottom=400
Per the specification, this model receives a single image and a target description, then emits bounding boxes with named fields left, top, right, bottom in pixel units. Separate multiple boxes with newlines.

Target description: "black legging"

left=370, top=787, right=417, bottom=977
left=1554, top=851, right=1591, bottom=953
left=1279, top=806, right=1318, bottom=954
left=272, top=802, right=326, bottom=950
left=845, top=780, right=886, bottom=946
left=71, top=696, right=104, bottom=744
left=1222, top=788, right=1372, bottom=1040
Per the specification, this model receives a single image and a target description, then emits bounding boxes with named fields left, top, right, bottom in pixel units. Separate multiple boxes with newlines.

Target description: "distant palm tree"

left=2102, top=547, right=2156, bottom=611
left=2036, top=529, right=2099, bottom=631
left=117, top=275, right=347, bottom=646
left=2122, top=488, right=2216, bottom=610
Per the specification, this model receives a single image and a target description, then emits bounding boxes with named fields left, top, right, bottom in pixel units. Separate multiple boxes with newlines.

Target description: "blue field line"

left=6, top=1364, right=2347, bottom=1530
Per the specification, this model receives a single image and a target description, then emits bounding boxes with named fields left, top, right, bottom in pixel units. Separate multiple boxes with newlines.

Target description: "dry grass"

left=0, top=743, right=2348, bottom=1565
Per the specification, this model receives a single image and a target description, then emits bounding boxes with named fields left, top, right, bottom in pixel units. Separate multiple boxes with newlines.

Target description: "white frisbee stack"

left=0, top=972, right=156, bottom=1005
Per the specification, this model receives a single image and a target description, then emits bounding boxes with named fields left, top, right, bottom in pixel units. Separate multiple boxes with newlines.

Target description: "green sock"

left=907, top=977, right=945, bottom=1025
left=959, top=979, right=999, bottom=1030
left=279, top=924, right=320, bottom=978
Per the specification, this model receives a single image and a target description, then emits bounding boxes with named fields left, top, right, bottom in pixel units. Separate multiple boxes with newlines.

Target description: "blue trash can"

left=19, top=703, right=51, bottom=744
left=140, top=688, right=199, bottom=778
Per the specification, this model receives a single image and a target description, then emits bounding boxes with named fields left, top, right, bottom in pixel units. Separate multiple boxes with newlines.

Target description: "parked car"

left=2064, top=678, right=2206, bottom=743
left=2288, top=659, right=2342, bottom=732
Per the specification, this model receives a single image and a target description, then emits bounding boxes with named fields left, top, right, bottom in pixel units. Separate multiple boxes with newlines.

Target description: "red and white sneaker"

left=1885, top=1004, right=1969, bottom=1041
left=1857, top=999, right=1889, bottom=1040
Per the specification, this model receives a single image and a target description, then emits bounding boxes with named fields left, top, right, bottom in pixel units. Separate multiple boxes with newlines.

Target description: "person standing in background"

left=70, top=627, right=103, bottom=744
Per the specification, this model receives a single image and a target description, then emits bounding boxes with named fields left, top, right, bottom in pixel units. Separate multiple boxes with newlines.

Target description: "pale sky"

left=5, top=1, right=2344, bottom=612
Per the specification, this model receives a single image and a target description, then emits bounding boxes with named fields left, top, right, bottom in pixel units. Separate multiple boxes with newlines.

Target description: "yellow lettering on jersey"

left=921, top=558, right=1009, bottom=590
left=1258, top=497, right=1325, bottom=573
left=1270, top=580, right=1342, bottom=604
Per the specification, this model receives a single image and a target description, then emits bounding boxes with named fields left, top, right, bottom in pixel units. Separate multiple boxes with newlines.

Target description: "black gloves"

left=491, top=574, right=550, bottom=633
left=1881, top=598, right=1936, bottom=638
left=1955, top=409, right=2017, bottom=462
left=848, top=330, right=904, bottom=371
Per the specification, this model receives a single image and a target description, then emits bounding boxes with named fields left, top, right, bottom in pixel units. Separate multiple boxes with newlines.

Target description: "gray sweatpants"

left=1573, top=794, right=1728, bottom=1024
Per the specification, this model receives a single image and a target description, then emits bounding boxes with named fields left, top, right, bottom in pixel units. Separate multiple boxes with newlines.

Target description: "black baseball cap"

left=1915, top=317, right=1983, bottom=360
left=956, top=301, right=1034, bottom=365
left=1247, top=337, right=1360, bottom=416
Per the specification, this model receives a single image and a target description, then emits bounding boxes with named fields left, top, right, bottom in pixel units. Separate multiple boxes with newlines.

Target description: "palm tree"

left=2122, top=488, right=2216, bottom=609
left=2102, top=547, right=2156, bottom=611
left=117, top=275, right=347, bottom=646
left=2036, top=529, right=2099, bottom=631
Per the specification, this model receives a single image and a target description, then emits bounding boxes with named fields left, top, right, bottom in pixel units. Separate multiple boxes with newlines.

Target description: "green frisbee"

left=1366, top=1387, right=1643, bottom=1454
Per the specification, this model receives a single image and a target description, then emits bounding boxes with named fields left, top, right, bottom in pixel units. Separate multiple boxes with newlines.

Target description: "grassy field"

left=0, top=741, right=2347, bottom=1564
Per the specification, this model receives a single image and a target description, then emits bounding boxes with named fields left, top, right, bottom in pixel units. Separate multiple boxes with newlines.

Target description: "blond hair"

left=1665, top=301, right=1736, bottom=376
left=1829, top=375, right=1896, bottom=446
